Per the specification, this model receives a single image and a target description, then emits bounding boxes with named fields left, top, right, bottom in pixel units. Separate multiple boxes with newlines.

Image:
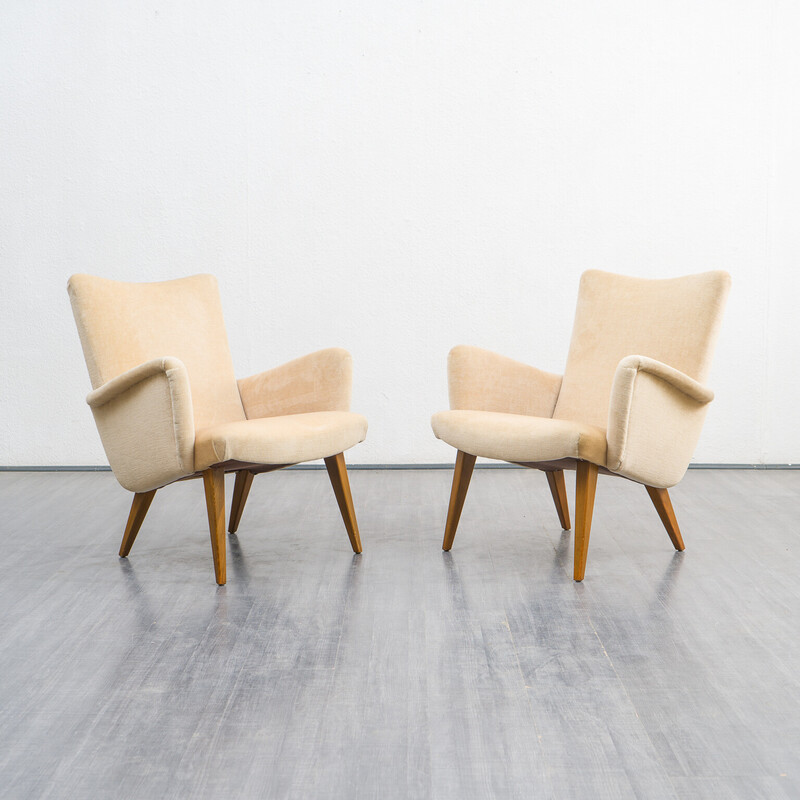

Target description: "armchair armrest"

left=237, top=347, right=353, bottom=419
left=607, top=355, right=714, bottom=488
left=447, top=345, right=562, bottom=417
left=87, top=357, right=195, bottom=492
left=87, top=357, right=186, bottom=408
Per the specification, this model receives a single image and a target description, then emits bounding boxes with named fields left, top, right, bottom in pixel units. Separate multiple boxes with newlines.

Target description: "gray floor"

left=1, top=468, right=799, bottom=799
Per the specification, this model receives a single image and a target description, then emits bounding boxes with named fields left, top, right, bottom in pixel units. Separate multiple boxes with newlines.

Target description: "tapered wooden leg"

left=324, top=453, right=362, bottom=554
left=442, top=450, right=477, bottom=551
left=574, top=461, right=599, bottom=581
left=202, top=468, right=226, bottom=585
left=645, top=485, right=685, bottom=551
left=545, top=469, right=571, bottom=530
left=228, top=470, right=255, bottom=534
left=119, top=490, right=156, bottom=557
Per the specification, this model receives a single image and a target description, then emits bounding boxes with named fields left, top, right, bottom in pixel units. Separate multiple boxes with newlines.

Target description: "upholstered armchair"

left=68, top=274, right=367, bottom=585
left=431, top=270, right=730, bottom=581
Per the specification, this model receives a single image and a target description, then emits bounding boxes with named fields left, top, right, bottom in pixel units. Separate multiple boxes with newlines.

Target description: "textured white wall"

left=1, top=1, right=799, bottom=466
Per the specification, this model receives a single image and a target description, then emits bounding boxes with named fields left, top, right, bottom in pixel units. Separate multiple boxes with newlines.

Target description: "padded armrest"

left=237, top=347, right=353, bottom=419
left=87, top=357, right=196, bottom=492
left=607, top=355, right=713, bottom=488
left=447, top=345, right=562, bottom=417
left=87, top=357, right=187, bottom=408
left=617, top=355, right=714, bottom=404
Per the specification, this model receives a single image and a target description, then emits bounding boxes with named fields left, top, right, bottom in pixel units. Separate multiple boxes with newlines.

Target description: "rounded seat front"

left=431, top=409, right=607, bottom=466
left=195, top=411, right=368, bottom=471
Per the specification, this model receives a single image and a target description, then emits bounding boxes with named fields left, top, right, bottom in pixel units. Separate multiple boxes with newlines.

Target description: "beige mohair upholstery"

left=432, top=270, right=730, bottom=488
left=68, top=274, right=367, bottom=493
left=605, top=355, right=714, bottom=487
left=85, top=356, right=196, bottom=493
left=553, top=270, right=728, bottom=428
left=195, top=412, right=368, bottom=472
left=431, top=410, right=607, bottom=466
left=447, top=346, right=562, bottom=417
left=69, top=274, right=245, bottom=430
left=238, top=348, right=354, bottom=419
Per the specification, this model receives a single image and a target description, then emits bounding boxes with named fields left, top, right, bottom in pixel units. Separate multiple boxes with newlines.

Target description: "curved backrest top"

left=68, top=273, right=245, bottom=430
left=553, top=269, right=731, bottom=429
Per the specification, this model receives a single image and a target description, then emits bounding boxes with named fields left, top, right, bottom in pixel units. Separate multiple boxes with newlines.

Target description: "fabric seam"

left=164, top=363, right=187, bottom=473
left=612, top=366, right=637, bottom=472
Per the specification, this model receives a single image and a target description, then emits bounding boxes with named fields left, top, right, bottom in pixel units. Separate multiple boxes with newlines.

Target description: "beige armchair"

left=68, top=274, right=367, bottom=585
left=432, top=270, right=731, bottom=581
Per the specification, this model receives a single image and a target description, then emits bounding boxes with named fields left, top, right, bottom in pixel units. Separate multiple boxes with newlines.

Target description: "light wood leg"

left=545, top=469, right=571, bottom=530
left=202, top=468, right=226, bottom=585
left=228, top=470, right=255, bottom=534
left=324, top=453, right=363, bottom=554
left=442, top=451, right=477, bottom=551
left=645, top=485, right=685, bottom=551
left=119, top=490, right=156, bottom=557
left=574, top=461, right=599, bottom=581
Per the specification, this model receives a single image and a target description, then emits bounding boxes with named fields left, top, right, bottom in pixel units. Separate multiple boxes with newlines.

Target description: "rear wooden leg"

left=645, top=485, right=685, bottom=551
left=228, top=470, right=255, bottom=534
left=202, top=468, right=227, bottom=585
left=573, top=461, right=599, bottom=581
left=545, top=469, right=571, bottom=530
left=119, top=490, right=156, bottom=557
left=442, top=451, right=477, bottom=551
left=324, top=453, right=363, bottom=554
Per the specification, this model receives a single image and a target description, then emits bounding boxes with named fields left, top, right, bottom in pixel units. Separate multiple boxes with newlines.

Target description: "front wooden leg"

left=645, top=486, right=685, bottom=551
left=545, top=469, right=571, bottom=530
left=202, top=468, right=227, bottom=585
left=119, top=490, right=156, bottom=557
left=324, top=453, right=363, bottom=554
left=442, top=451, right=477, bottom=551
left=573, top=461, right=599, bottom=581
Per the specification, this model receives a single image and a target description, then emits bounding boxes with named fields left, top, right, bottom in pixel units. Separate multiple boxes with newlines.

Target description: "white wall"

left=1, top=1, right=799, bottom=466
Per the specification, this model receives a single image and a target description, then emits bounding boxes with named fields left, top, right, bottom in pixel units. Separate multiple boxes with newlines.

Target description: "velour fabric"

left=606, top=356, right=712, bottom=488
left=194, top=412, right=368, bottom=471
left=90, top=358, right=196, bottom=492
left=607, top=355, right=714, bottom=406
left=238, top=348, right=353, bottom=419
left=447, top=346, right=562, bottom=417
left=87, top=356, right=192, bottom=408
left=68, top=274, right=246, bottom=431
left=553, top=270, right=730, bottom=428
left=68, top=274, right=366, bottom=493
left=431, top=269, right=730, bottom=489
left=431, top=410, right=607, bottom=466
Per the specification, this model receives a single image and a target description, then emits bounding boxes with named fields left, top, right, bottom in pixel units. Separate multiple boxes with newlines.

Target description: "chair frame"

left=119, top=454, right=362, bottom=586
left=442, top=454, right=683, bottom=581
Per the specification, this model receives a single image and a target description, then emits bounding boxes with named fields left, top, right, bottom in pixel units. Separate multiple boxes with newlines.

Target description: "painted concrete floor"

left=0, top=467, right=798, bottom=799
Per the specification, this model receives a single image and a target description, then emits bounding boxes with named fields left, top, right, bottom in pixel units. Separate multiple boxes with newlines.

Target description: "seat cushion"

left=431, top=410, right=607, bottom=466
left=195, top=411, right=368, bottom=470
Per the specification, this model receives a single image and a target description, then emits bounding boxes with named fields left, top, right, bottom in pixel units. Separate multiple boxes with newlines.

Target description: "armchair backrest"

left=553, top=270, right=731, bottom=429
left=68, top=274, right=245, bottom=430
